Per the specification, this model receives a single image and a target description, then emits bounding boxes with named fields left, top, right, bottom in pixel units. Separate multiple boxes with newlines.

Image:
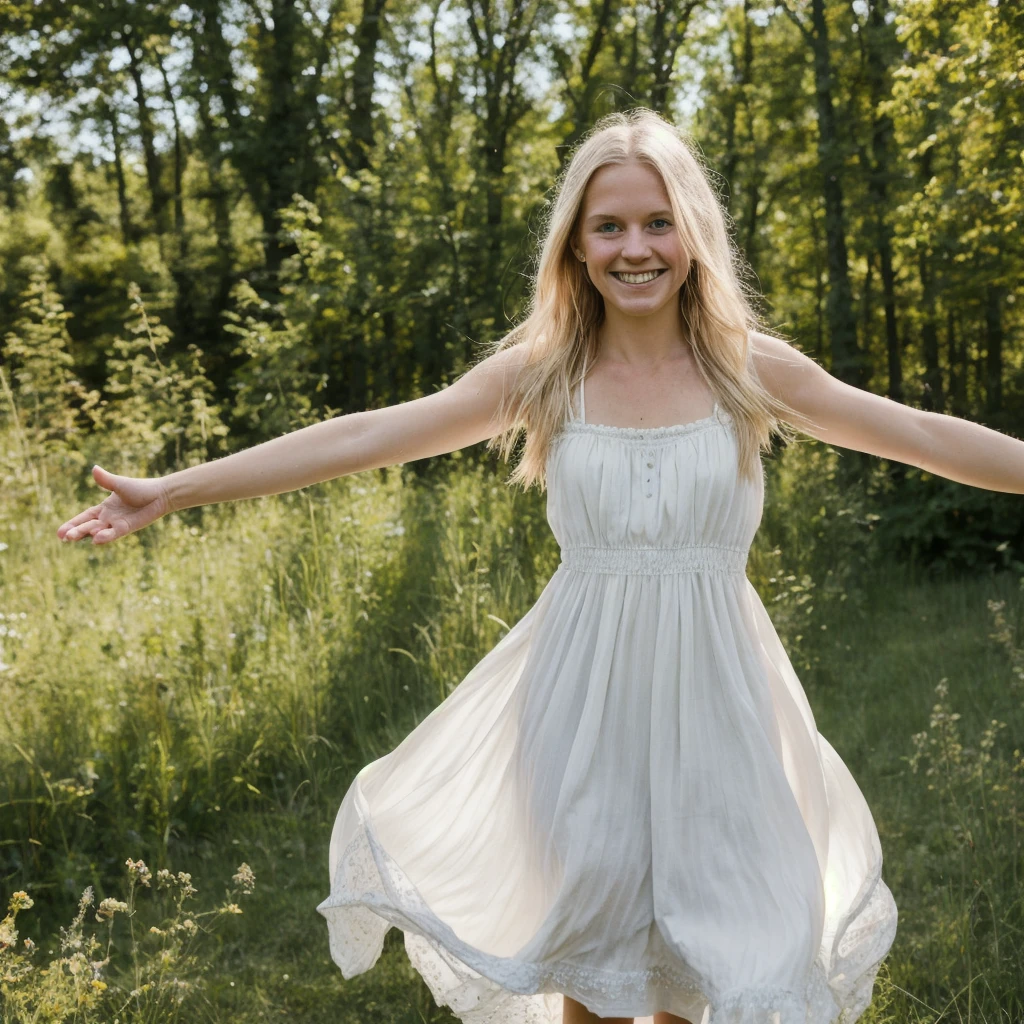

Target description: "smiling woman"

left=310, top=109, right=902, bottom=1024
left=57, top=107, right=919, bottom=1024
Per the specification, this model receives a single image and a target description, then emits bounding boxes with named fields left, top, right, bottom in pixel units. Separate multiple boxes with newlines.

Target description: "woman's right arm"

left=57, top=344, right=528, bottom=545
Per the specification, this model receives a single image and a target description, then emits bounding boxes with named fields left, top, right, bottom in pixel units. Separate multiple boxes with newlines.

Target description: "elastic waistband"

left=558, top=544, right=748, bottom=576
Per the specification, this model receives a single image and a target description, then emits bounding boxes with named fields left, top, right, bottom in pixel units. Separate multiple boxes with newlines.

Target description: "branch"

left=779, top=0, right=814, bottom=44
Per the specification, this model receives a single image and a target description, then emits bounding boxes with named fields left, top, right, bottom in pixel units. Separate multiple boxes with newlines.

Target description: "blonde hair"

left=481, top=107, right=800, bottom=491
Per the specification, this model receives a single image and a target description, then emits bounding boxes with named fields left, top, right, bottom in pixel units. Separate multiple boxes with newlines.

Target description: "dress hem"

left=317, top=792, right=899, bottom=1024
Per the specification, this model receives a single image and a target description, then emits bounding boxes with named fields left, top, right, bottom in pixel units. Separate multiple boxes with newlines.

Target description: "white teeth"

left=614, top=270, right=662, bottom=284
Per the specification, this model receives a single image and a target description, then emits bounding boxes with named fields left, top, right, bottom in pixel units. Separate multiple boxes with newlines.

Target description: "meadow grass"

left=1, top=431, right=1021, bottom=1023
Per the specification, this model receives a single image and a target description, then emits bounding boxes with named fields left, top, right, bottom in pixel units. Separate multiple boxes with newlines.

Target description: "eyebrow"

left=586, top=210, right=673, bottom=222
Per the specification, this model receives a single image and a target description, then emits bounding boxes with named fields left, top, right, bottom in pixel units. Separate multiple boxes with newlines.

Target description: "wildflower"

left=95, top=898, right=128, bottom=922
left=23, top=937, right=36, bottom=952
left=232, top=862, right=256, bottom=895
left=125, top=859, right=151, bottom=886
left=91, top=979, right=107, bottom=992
left=8, top=891, right=33, bottom=913
left=220, top=902, right=243, bottom=915
left=76, top=887, right=95, bottom=915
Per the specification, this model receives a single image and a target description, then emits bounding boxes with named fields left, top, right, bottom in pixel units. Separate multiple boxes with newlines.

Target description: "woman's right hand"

left=57, top=465, right=175, bottom=546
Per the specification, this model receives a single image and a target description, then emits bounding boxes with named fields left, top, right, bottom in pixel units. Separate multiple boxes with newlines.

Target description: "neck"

left=595, top=301, right=689, bottom=365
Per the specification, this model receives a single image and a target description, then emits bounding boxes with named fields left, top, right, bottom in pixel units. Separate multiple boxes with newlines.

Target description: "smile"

left=610, top=269, right=667, bottom=285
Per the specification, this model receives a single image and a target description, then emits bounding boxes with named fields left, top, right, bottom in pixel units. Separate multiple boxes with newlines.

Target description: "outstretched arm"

left=57, top=344, right=528, bottom=544
left=164, top=345, right=527, bottom=510
left=751, top=330, right=1024, bottom=494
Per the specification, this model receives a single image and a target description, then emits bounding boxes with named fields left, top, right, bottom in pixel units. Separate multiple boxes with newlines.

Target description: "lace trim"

left=556, top=407, right=731, bottom=446
left=559, top=543, right=748, bottom=576
left=318, top=811, right=898, bottom=1024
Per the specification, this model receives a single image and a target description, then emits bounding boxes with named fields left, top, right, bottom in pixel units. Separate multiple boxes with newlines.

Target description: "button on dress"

left=317, top=358, right=899, bottom=1024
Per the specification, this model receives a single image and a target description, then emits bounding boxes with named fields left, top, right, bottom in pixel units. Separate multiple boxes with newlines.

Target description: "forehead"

left=582, top=160, right=670, bottom=215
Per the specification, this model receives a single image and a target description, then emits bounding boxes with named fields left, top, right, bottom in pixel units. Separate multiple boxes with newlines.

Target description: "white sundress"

left=317, top=357, right=899, bottom=1024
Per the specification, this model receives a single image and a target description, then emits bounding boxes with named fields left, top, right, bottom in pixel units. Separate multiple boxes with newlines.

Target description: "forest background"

left=0, top=0, right=1023, bottom=1021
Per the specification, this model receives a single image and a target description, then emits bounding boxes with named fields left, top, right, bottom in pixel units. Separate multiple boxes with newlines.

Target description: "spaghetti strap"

left=578, top=352, right=587, bottom=424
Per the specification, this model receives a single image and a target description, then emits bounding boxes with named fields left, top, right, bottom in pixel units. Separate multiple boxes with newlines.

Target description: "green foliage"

left=1, top=259, right=101, bottom=474
left=222, top=277, right=325, bottom=437
left=100, top=283, right=230, bottom=475
left=869, top=468, right=1024, bottom=575
left=890, top=1, right=1023, bottom=294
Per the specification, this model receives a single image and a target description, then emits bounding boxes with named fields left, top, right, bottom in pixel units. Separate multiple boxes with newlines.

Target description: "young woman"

left=58, top=109, right=1024, bottom=1024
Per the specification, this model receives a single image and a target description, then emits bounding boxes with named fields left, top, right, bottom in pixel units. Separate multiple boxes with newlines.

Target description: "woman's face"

left=573, top=159, right=691, bottom=322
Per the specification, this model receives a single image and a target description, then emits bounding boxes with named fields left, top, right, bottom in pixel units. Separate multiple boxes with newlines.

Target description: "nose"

left=620, top=226, right=652, bottom=261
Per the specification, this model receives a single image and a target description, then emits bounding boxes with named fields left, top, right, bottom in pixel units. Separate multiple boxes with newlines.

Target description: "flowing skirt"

left=317, top=569, right=898, bottom=1024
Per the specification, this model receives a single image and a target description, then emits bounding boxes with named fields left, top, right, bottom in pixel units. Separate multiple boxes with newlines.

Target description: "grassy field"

left=1, top=433, right=1022, bottom=1023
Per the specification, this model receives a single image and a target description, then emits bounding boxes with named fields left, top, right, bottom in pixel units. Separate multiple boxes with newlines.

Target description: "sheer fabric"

left=318, top=364, right=898, bottom=1023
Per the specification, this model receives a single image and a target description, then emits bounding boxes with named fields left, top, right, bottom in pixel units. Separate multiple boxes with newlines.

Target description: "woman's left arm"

left=750, top=330, right=1024, bottom=494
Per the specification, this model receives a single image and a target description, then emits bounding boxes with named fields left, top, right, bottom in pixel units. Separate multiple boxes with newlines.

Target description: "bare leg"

left=561, top=995, right=695, bottom=1024
left=561, top=994, right=632, bottom=1023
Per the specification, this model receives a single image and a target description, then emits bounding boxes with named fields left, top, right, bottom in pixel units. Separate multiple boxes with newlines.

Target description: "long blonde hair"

left=481, top=107, right=799, bottom=490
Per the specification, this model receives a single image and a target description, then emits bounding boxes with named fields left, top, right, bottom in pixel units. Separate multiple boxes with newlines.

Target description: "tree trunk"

left=721, top=0, right=754, bottom=214
left=123, top=28, right=168, bottom=233
left=915, top=141, right=943, bottom=412
left=555, top=0, right=619, bottom=165
left=808, top=0, right=860, bottom=386
left=647, top=0, right=701, bottom=112
left=946, top=306, right=966, bottom=416
left=105, top=104, right=135, bottom=246
left=466, top=0, right=549, bottom=337
left=984, top=285, right=1005, bottom=415
left=864, top=0, right=901, bottom=403
left=156, top=53, right=195, bottom=343
left=347, top=0, right=388, bottom=173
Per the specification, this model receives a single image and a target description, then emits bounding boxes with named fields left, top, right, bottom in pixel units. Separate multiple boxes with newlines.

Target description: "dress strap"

left=578, top=352, right=587, bottom=424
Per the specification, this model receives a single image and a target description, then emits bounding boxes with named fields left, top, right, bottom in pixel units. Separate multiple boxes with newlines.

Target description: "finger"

left=93, top=515, right=133, bottom=545
left=58, top=505, right=104, bottom=537
left=92, top=465, right=119, bottom=491
left=64, top=518, right=103, bottom=541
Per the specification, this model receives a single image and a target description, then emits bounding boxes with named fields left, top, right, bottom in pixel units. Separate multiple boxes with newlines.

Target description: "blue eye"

left=596, top=219, right=670, bottom=233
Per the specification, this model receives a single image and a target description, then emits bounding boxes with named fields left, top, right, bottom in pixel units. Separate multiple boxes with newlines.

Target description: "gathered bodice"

left=545, top=368, right=765, bottom=577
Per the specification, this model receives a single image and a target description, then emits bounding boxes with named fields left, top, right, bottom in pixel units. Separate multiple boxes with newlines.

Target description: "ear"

left=568, top=223, right=584, bottom=261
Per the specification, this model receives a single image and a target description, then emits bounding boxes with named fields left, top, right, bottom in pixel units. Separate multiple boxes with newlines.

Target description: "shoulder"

left=747, top=329, right=827, bottom=404
left=466, top=340, right=533, bottom=381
